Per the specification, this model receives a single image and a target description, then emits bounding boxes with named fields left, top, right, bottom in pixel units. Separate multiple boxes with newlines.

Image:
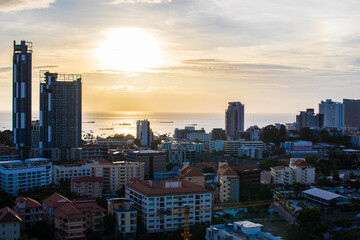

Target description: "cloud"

left=33, top=65, right=59, bottom=69
left=0, top=67, right=11, bottom=73
left=109, top=0, right=171, bottom=4
left=154, top=59, right=305, bottom=74
left=0, top=0, right=55, bottom=12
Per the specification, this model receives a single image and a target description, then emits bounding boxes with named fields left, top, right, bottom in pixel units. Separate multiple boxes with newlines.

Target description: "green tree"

left=103, top=214, right=116, bottom=238
left=202, top=167, right=215, bottom=173
left=337, top=217, right=352, bottom=228
left=299, top=127, right=312, bottom=141
left=262, top=125, right=279, bottom=144
left=166, top=163, right=174, bottom=171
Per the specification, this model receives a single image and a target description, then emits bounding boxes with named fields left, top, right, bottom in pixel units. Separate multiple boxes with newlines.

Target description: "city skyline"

left=1, top=0, right=360, bottom=114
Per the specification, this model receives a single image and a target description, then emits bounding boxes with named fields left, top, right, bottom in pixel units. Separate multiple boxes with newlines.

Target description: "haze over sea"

left=0, top=111, right=294, bottom=138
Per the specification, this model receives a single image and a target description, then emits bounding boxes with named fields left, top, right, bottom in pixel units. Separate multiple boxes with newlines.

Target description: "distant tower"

left=39, top=71, right=82, bottom=158
left=319, top=99, right=344, bottom=130
left=13, top=40, right=32, bottom=155
left=136, top=120, right=153, bottom=146
left=225, top=102, right=245, bottom=137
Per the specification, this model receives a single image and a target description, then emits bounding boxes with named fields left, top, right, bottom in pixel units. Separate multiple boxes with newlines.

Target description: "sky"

left=0, top=0, right=360, bottom=115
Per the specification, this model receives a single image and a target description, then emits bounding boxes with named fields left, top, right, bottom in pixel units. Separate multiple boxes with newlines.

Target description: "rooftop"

left=218, top=164, right=238, bottom=176
left=0, top=207, right=22, bottom=223
left=126, top=180, right=210, bottom=197
left=232, top=164, right=260, bottom=172
left=43, top=193, right=71, bottom=208
left=291, top=160, right=312, bottom=167
left=303, top=187, right=346, bottom=201
left=15, top=197, right=41, bottom=208
left=179, top=165, right=204, bottom=177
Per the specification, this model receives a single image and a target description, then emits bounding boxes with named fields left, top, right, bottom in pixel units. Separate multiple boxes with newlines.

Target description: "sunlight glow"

left=96, top=28, right=164, bottom=72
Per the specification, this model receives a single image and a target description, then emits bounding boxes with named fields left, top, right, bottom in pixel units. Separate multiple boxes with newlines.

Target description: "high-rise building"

left=343, top=99, right=360, bottom=130
left=225, top=102, right=245, bottom=137
left=319, top=99, right=344, bottom=130
left=136, top=120, right=153, bottom=146
left=296, top=108, right=323, bottom=130
left=39, top=71, right=82, bottom=158
left=13, top=41, right=32, bottom=154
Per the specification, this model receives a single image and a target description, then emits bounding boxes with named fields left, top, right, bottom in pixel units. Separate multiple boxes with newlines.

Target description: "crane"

left=157, top=199, right=276, bottom=240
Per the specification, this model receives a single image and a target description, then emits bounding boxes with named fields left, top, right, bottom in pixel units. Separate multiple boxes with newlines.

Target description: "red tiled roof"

left=54, top=203, right=85, bottom=219
left=72, top=177, right=103, bottom=182
left=232, top=164, right=260, bottom=172
left=15, top=197, right=41, bottom=208
left=179, top=165, right=204, bottom=177
left=43, top=193, right=71, bottom=208
left=217, top=164, right=237, bottom=176
left=292, top=160, right=312, bottom=167
left=0, top=207, right=22, bottom=223
left=126, top=180, right=210, bottom=197
left=71, top=201, right=105, bottom=213
left=195, top=162, right=218, bottom=170
left=271, top=166, right=287, bottom=170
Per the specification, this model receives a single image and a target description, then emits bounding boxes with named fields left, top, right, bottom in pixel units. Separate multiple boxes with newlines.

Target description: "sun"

left=96, top=28, right=163, bottom=72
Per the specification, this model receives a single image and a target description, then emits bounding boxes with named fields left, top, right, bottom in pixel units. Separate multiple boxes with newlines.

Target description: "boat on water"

left=83, top=121, right=95, bottom=123
left=99, top=127, right=114, bottom=130
left=187, top=124, right=197, bottom=126
left=160, top=121, right=174, bottom=123
left=112, top=123, right=131, bottom=126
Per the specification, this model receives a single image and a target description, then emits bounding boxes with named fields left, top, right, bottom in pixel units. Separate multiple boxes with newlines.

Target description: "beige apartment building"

left=217, top=163, right=239, bottom=202
left=71, top=177, right=103, bottom=197
left=178, top=165, right=205, bottom=187
left=271, top=158, right=315, bottom=185
left=54, top=159, right=144, bottom=193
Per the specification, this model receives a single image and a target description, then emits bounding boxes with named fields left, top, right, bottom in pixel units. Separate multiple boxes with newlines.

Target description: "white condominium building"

left=54, top=159, right=144, bottom=193
left=126, top=179, right=212, bottom=233
left=0, top=159, right=52, bottom=196
left=271, top=158, right=315, bottom=185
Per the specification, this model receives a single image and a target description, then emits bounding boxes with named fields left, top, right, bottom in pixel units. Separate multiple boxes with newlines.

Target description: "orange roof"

left=126, top=180, right=210, bottom=197
left=292, top=160, right=312, bottom=167
left=218, top=164, right=237, bottom=176
left=195, top=162, right=218, bottom=170
left=179, top=165, right=204, bottom=177
left=72, top=176, right=103, bottom=182
left=15, top=197, right=41, bottom=208
left=54, top=203, right=85, bottom=219
left=43, top=193, right=71, bottom=208
left=0, top=207, right=22, bottom=223
left=232, top=164, right=260, bottom=173
left=71, top=201, right=105, bottom=213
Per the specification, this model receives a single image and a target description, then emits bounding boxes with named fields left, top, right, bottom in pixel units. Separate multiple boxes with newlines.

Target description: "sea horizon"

left=0, top=111, right=295, bottom=137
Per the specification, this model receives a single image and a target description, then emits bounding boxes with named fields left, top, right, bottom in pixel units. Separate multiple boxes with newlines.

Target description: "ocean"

left=0, top=111, right=295, bottom=138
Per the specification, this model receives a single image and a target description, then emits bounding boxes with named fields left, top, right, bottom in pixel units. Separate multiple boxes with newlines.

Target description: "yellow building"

left=71, top=176, right=103, bottom=198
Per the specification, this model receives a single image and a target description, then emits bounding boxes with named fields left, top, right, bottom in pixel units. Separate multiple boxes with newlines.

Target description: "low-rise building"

left=0, top=159, right=52, bottom=196
left=224, top=140, right=264, bottom=156
left=82, top=144, right=109, bottom=160
left=54, top=159, right=144, bottom=193
left=218, top=164, right=240, bottom=202
left=71, top=198, right=105, bottom=233
left=289, top=158, right=315, bottom=185
left=271, top=158, right=315, bottom=185
left=206, top=221, right=281, bottom=240
left=71, top=177, right=103, bottom=198
left=126, top=179, right=212, bottom=233
left=108, top=198, right=137, bottom=238
left=0, top=207, right=22, bottom=240
left=179, top=165, right=205, bottom=187
left=43, top=193, right=71, bottom=224
left=0, top=145, right=19, bottom=161
left=14, top=197, right=42, bottom=230
left=54, top=203, right=86, bottom=240
left=209, top=140, right=224, bottom=153
left=302, top=187, right=352, bottom=206
left=270, top=166, right=294, bottom=185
